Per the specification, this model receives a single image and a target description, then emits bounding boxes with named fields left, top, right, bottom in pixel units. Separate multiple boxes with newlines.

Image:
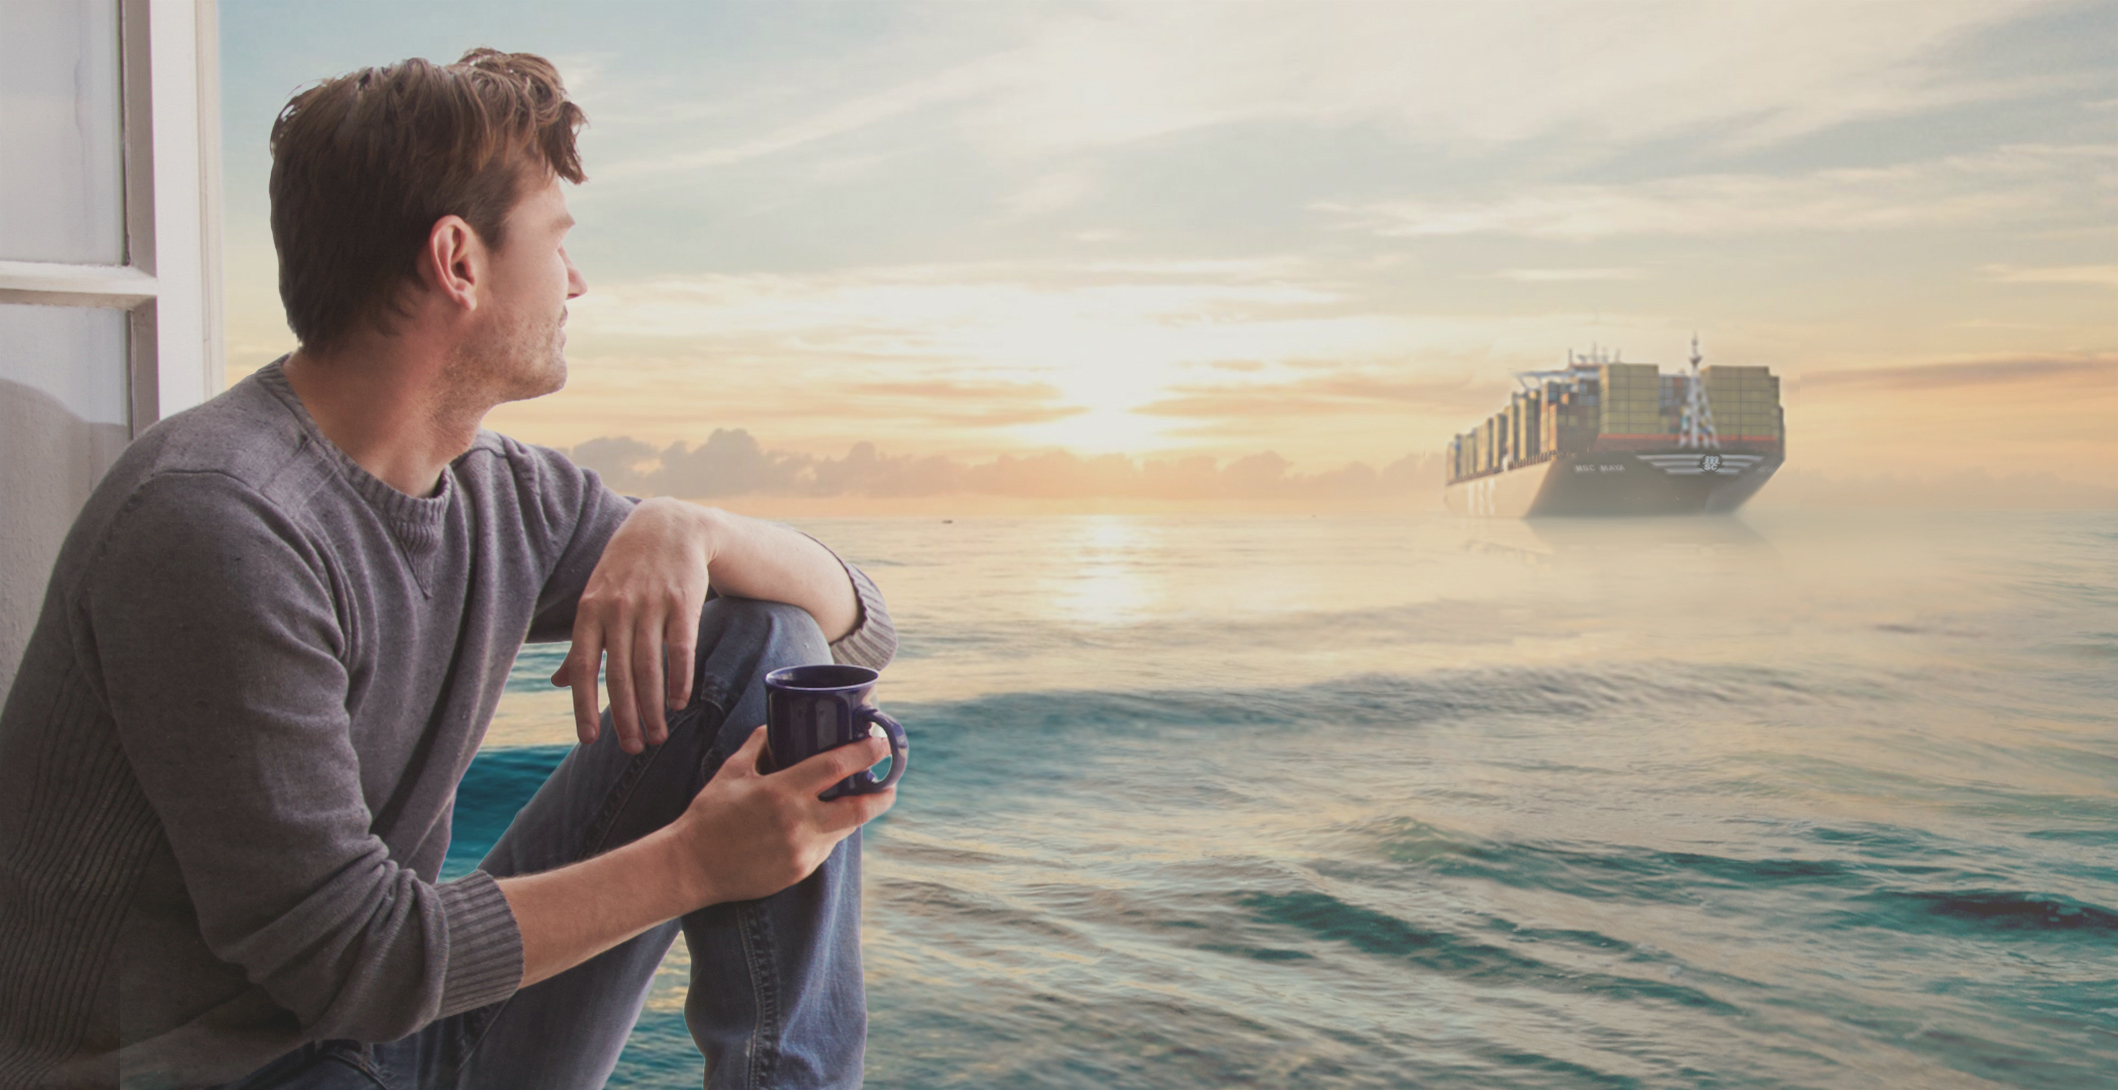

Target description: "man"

left=0, top=50, right=893, bottom=1088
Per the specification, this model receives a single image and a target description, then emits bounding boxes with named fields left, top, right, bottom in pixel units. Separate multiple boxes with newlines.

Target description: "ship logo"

left=1636, top=453, right=1762, bottom=476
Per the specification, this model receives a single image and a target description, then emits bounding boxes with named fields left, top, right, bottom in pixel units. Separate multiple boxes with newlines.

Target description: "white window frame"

left=0, top=0, right=222, bottom=434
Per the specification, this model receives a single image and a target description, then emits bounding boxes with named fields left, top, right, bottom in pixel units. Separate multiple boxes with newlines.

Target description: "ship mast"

left=1678, top=333, right=1720, bottom=450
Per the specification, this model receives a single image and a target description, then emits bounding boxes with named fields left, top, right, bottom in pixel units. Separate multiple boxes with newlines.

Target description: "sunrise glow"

left=218, top=1, right=2118, bottom=511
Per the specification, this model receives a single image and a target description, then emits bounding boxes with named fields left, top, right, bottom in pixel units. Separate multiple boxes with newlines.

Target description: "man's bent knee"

left=697, top=597, right=830, bottom=656
left=689, top=598, right=833, bottom=717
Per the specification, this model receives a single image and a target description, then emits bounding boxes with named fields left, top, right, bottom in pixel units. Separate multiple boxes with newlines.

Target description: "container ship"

left=1444, top=338, right=1783, bottom=517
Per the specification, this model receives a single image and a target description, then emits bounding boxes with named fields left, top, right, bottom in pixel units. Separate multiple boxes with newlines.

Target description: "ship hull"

left=1444, top=446, right=1783, bottom=517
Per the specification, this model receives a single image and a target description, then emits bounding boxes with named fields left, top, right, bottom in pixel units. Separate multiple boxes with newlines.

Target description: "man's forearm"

left=496, top=825, right=703, bottom=989
left=695, top=504, right=861, bottom=642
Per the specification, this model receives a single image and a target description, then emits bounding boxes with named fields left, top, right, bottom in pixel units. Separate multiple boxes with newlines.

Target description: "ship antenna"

left=1680, top=333, right=1721, bottom=450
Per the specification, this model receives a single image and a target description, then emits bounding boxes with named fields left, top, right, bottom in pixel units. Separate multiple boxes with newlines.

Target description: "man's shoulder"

left=455, top=431, right=635, bottom=577
left=456, top=429, right=600, bottom=505
left=460, top=427, right=552, bottom=470
left=108, top=364, right=325, bottom=508
left=41, top=369, right=334, bottom=595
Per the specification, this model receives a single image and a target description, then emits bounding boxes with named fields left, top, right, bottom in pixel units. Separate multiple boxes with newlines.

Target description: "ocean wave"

left=1233, top=890, right=1741, bottom=1015
left=1359, top=827, right=1979, bottom=909
left=1836, top=888, right=2118, bottom=937
left=892, top=661, right=1826, bottom=737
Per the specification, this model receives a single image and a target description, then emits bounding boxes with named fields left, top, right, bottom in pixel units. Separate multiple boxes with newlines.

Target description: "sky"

left=218, top=0, right=2118, bottom=511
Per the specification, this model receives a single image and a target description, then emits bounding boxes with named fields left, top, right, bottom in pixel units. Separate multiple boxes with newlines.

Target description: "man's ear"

left=418, top=215, right=483, bottom=312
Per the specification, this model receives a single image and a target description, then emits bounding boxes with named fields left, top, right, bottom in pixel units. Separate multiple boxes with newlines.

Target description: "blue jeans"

left=221, top=598, right=868, bottom=1089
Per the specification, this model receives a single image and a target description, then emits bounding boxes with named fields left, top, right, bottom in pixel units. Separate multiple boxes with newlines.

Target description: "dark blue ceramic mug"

left=763, top=664, right=909, bottom=800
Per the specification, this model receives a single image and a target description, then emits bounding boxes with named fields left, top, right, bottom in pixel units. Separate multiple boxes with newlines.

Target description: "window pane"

left=0, top=0, right=126, bottom=264
left=0, top=303, right=130, bottom=693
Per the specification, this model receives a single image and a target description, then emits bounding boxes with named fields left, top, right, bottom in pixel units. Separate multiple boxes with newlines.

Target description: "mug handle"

left=852, top=707, right=909, bottom=793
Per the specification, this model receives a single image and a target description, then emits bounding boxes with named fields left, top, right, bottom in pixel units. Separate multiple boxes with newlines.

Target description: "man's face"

left=457, top=172, right=586, bottom=403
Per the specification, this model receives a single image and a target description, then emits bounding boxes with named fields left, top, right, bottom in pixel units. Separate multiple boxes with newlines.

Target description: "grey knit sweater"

left=0, top=364, right=895, bottom=1088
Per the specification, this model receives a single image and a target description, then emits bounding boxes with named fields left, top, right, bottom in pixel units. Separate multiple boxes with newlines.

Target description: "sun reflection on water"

left=1050, top=515, right=1163, bottom=628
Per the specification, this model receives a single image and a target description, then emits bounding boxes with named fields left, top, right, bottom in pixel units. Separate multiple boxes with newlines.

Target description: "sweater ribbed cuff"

left=828, top=561, right=897, bottom=671
left=435, top=869, right=523, bottom=1016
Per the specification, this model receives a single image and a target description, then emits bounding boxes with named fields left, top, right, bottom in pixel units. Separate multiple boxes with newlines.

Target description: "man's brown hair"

left=269, top=48, right=586, bottom=349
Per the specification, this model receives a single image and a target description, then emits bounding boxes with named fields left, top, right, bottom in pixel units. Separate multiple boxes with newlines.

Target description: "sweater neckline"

left=256, top=358, right=456, bottom=534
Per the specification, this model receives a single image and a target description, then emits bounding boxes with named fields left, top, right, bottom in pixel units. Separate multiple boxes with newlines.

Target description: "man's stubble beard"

left=446, top=305, right=568, bottom=414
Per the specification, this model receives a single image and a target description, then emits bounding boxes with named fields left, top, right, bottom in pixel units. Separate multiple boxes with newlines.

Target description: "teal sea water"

left=445, top=512, right=2118, bottom=1088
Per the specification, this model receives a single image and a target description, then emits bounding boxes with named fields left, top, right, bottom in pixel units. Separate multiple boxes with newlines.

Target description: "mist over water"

left=453, top=512, right=2118, bottom=1088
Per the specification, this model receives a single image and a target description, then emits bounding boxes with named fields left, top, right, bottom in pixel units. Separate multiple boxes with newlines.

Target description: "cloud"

left=1982, top=264, right=2118, bottom=290
left=1489, top=268, right=1647, bottom=283
left=847, top=379, right=1088, bottom=427
left=595, top=51, right=1016, bottom=178
left=1001, top=170, right=1099, bottom=217
left=571, top=258, right=1341, bottom=348
left=1779, top=352, right=2118, bottom=483
left=1318, top=145, right=2118, bottom=240
left=1799, top=354, right=2118, bottom=391
left=569, top=428, right=1445, bottom=501
left=554, top=257, right=1448, bottom=452
left=564, top=258, right=1643, bottom=387
left=1137, top=371, right=1493, bottom=419
left=585, top=1, right=2051, bottom=187
left=959, top=3, right=2038, bottom=157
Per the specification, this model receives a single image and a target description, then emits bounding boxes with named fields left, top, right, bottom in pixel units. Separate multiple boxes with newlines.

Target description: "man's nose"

left=564, top=248, right=587, bottom=299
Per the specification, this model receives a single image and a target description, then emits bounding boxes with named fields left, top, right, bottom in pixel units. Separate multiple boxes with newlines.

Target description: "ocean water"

left=445, top=512, right=2118, bottom=1088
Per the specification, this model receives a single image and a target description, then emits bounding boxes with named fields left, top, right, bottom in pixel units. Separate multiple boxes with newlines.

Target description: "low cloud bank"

left=1798, top=353, right=2118, bottom=391
left=568, top=430, right=1444, bottom=501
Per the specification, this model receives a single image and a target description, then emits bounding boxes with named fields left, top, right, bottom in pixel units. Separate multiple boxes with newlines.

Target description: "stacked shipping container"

left=1702, top=365, right=1782, bottom=440
left=1598, top=363, right=1664, bottom=438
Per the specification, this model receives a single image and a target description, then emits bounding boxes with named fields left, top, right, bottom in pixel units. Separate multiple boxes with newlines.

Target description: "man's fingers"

left=781, top=736, right=892, bottom=794
left=605, top=627, right=642, bottom=753
left=631, top=615, right=666, bottom=746
left=715, top=724, right=768, bottom=780
left=664, top=611, right=696, bottom=711
left=820, top=786, right=896, bottom=833
left=564, top=632, right=603, bottom=746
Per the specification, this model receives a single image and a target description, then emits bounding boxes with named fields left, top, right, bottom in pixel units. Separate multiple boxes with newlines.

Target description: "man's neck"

left=282, top=336, right=488, bottom=498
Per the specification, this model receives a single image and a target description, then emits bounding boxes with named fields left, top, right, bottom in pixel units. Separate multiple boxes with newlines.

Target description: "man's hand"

left=672, top=725, right=896, bottom=905
left=498, top=725, right=896, bottom=989
left=553, top=501, right=866, bottom=754
left=552, top=498, right=714, bottom=753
